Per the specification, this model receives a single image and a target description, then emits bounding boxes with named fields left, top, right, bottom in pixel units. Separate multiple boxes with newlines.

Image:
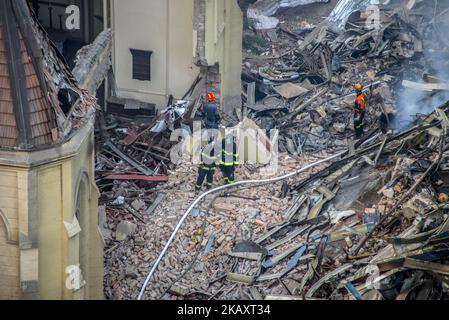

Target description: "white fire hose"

left=137, top=151, right=346, bottom=300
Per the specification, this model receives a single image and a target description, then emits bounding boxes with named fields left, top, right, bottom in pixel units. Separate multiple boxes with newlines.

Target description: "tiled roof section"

left=18, top=30, right=53, bottom=146
left=0, top=21, right=18, bottom=147
left=0, top=5, right=55, bottom=150
left=0, top=0, right=95, bottom=151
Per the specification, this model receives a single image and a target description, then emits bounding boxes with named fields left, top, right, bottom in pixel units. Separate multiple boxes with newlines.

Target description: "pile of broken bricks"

left=103, top=103, right=449, bottom=300
left=139, top=103, right=449, bottom=301
left=102, top=0, right=449, bottom=300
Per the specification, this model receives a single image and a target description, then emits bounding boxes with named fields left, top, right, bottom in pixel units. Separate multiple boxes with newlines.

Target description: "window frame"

left=130, top=49, right=152, bottom=81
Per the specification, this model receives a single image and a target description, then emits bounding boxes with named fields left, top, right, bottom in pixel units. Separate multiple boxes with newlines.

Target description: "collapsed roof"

left=0, top=0, right=96, bottom=151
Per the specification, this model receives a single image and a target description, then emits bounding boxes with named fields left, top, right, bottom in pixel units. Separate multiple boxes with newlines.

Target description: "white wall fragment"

left=247, top=0, right=328, bottom=29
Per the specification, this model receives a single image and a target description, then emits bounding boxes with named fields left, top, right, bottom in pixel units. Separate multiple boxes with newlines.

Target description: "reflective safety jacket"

left=200, top=147, right=219, bottom=171
left=220, top=140, right=239, bottom=167
left=354, top=92, right=367, bottom=116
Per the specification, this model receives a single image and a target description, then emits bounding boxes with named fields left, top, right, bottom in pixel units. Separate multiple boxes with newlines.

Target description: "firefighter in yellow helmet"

left=354, top=83, right=367, bottom=139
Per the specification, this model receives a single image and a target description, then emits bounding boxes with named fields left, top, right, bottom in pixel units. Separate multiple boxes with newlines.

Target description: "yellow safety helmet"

left=354, top=83, right=363, bottom=91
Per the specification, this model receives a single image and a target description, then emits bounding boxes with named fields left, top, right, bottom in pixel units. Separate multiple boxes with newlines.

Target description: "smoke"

left=394, top=87, right=449, bottom=129
left=392, top=6, right=449, bottom=130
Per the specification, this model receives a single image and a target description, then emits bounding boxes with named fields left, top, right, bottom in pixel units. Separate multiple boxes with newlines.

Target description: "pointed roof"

left=0, top=0, right=94, bottom=151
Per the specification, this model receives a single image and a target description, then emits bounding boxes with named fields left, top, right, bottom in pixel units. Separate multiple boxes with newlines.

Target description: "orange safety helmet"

left=207, top=92, right=216, bottom=102
left=354, top=83, right=363, bottom=91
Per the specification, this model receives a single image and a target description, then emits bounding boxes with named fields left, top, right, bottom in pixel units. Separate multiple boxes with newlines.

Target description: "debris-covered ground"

left=102, top=0, right=449, bottom=300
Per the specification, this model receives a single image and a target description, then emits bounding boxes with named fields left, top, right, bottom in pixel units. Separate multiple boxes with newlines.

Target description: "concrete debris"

left=248, top=0, right=329, bottom=29
left=382, top=188, right=395, bottom=199
left=131, top=199, right=147, bottom=212
left=102, top=0, right=449, bottom=301
left=125, top=265, right=139, bottom=279
left=72, top=29, right=113, bottom=95
left=242, top=0, right=449, bottom=158
left=116, top=221, right=137, bottom=241
left=274, top=82, right=310, bottom=99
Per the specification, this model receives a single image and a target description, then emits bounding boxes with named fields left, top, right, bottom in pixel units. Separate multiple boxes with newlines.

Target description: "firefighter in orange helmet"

left=203, top=92, right=221, bottom=130
left=354, top=83, right=367, bottom=138
left=207, top=92, right=216, bottom=102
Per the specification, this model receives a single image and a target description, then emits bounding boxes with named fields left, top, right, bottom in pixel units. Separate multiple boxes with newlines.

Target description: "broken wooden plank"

left=263, top=243, right=304, bottom=268
left=307, top=186, right=337, bottom=220
left=320, top=51, right=330, bottom=81
left=190, top=97, right=203, bottom=120
left=403, top=258, right=449, bottom=276
left=279, top=88, right=327, bottom=123
left=121, top=128, right=140, bottom=146
left=374, top=135, right=388, bottom=167
left=249, top=287, right=263, bottom=300
left=124, top=204, right=146, bottom=223
left=436, top=108, right=449, bottom=130
left=145, top=192, right=167, bottom=215
left=328, top=223, right=373, bottom=242
left=402, top=80, right=449, bottom=91
left=228, top=251, right=263, bottom=261
left=227, top=273, right=255, bottom=285
left=256, top=254, right=314, bottom=282
left=246, top=82, right=256, bottom=118
left=105, top=140, right=154, bottom=176
left=255, top=224, right=286, bottom=244
left=317, top=185, right=336, bottom=199
left=305, top=264, right=353, bottom=298
left=266, top=226, right=309, bottom=251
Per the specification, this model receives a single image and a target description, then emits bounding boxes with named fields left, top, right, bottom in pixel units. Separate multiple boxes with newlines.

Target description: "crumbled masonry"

left=102, top=0, right=449, bottom=300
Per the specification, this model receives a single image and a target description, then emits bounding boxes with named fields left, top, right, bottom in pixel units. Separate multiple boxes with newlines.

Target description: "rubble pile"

left=122, top=101, right=449, bottom=301
left=242, top=0, right=449, bottom=155
left=103, top=152, right=332, bottom=299
left=102, top=0, right=449, bottom=301
left=96, top=100, right=194, bottom=199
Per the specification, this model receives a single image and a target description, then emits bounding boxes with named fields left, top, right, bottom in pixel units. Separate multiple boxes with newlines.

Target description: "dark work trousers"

left=196, top=167, right=215, bottom=190
left=221, top=165, right=235, bottom=184
left=354, top=111, right=365, bottom=138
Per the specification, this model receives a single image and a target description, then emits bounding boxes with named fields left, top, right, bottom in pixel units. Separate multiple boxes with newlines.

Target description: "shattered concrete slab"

left=72, top=29, right=113, bottom=95
left=248, top=0, right=329, bottom=29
